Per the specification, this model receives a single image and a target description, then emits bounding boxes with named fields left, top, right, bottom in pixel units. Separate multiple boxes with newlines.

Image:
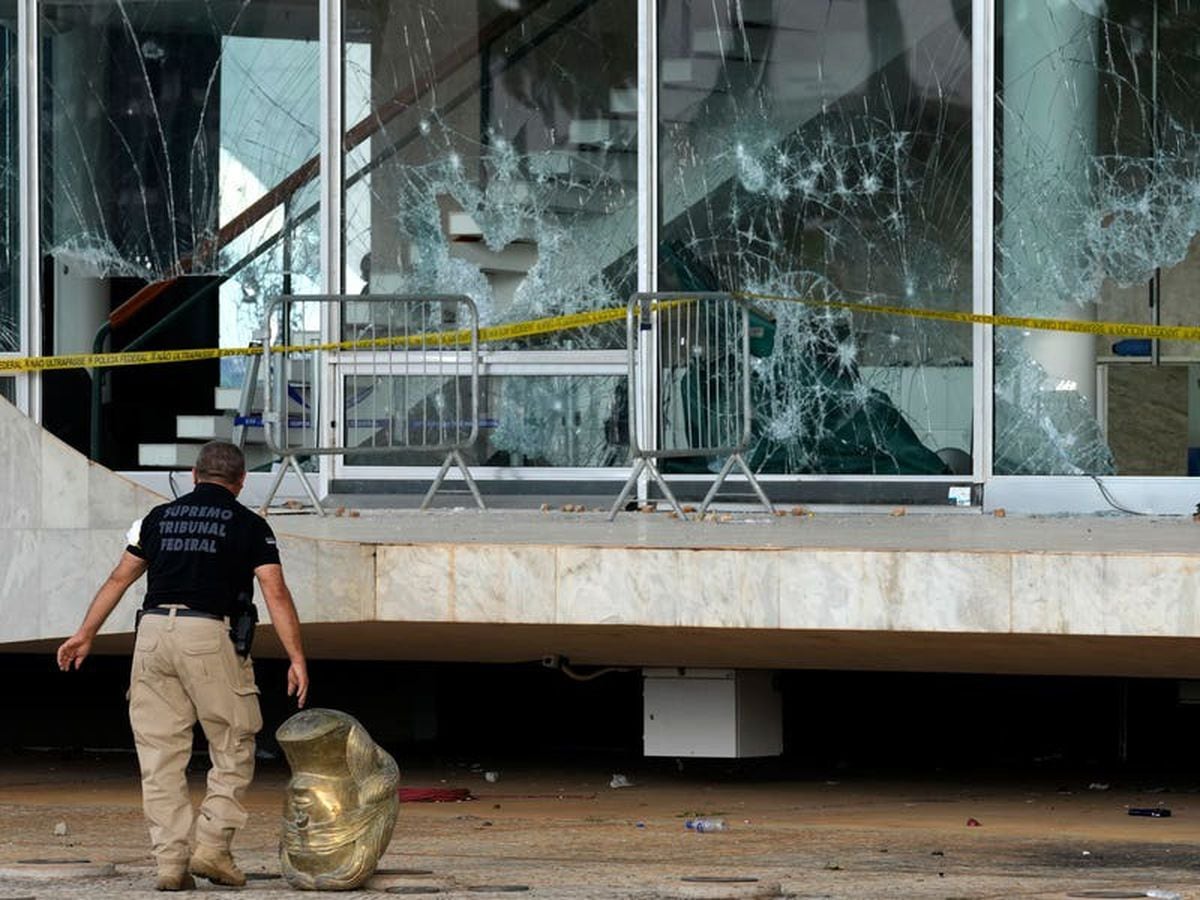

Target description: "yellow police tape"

left=736, top=291, right=1200, bottom=341
left=0, top=305, right=629, bottom=373
left=1, top=293, right=1197, bottom=373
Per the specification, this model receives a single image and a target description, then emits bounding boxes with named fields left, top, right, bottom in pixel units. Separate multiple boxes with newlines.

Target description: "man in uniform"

left=57, top=441, right=309, bottom=891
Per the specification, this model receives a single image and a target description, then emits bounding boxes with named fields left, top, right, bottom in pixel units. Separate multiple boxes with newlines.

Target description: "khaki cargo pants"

left=128, top=608, right=262, bottom=869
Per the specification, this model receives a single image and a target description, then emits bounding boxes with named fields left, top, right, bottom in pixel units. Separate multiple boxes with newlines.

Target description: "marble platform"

left=5, top=396, right=1200, bottom=678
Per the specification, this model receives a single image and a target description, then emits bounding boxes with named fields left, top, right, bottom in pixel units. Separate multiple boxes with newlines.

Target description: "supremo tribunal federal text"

left=157, top=505, right=235, bottom=554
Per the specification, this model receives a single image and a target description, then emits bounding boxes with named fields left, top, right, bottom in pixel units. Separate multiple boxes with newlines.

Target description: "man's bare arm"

left=57, top=552, right=148, bottom=671
left=255, top=563, right=308, bottom=708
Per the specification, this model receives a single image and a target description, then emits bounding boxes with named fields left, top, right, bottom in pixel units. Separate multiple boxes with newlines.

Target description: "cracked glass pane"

left=342, top=0, right=635, bottom=468
left=997, top=0, right=1200, bottom=476
left=40, top=0, right=319, bottom=465
left=342, top=372, right=625, bottom=468
left=659, top=0, right=973, bottom=476
left=0, top=1, right=15, bottom=354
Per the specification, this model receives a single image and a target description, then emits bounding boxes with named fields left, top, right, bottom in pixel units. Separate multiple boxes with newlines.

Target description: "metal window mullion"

left=319, top=0, right=342, bottom=488
left=737, top=304, right=745, bottom=446
left=17, top=0, right=39, bottom=418
left=971, top=0, right=995, bottom=486
left=1150, top=2, right=1160, bottom=368
left=636, top=0, right=658, bottom=501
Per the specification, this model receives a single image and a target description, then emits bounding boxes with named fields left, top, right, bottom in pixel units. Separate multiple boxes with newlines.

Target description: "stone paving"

left=3, top=755, right=1200, bottom=899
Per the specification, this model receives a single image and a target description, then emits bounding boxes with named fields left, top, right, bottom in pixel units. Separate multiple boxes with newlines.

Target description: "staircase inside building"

left=111, top=0, right=966, bottom=473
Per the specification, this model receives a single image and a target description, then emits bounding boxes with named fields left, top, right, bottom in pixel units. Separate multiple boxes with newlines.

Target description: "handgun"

left=230, top=591, right=258, bottom=658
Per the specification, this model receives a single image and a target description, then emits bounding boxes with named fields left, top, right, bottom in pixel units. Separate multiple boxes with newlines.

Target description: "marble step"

left=447, top=178, right=626, bottom=224
left=138, top=442, right=276, bottom=469
left=176, top=413, right=255, bottom=442
left=529, top=148, right=637, bottom=186
left=660, top=55, right=821, bottom=89
left=568, top=117, right=637, bottom=148
left=215, top=383, right=309, bottom=413
left=607, top=87, right=708, bottom=126
left=449, top=240, right=538, bottom=273
left=691, top=26, right=775, bottom=60
left=215, top=385, right=254, bottom=411
left=447, top=209, right=535, bottom=242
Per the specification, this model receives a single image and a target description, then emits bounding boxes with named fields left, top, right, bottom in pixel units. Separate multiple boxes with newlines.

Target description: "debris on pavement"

left=398, top=787, right=474, bottom=802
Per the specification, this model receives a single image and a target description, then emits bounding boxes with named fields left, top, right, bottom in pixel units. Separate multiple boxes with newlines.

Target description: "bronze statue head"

left=276, top=708, right=399, bottom=890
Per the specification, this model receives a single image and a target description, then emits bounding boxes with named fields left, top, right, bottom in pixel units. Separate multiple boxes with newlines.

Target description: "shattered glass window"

left=341, top=0, right=636, bottom=468
left=216, top=29, right=321, bottom=383
left=342, top=372, right=625, bottom=468
left=659, top=0, right=973, bottom=476
left=40, top=0, right=319, bottom=464
left=0, top=1, right=15, bottom=354
left=996, top=0, right=1200, bottom=476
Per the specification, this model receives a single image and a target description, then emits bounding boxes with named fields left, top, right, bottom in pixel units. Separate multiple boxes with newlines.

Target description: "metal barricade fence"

left=261, top=293, right=486, bottom=514
left=608, top=292, right=773, bottom=520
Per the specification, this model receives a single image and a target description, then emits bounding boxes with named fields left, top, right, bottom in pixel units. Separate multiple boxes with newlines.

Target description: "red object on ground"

left=966, top=818, right=982, bottom=827
left=398, top=787, right=474, bottom=803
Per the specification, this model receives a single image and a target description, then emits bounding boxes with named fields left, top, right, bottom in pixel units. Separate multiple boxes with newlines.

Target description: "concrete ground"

left=1, top=752, right=1199, bottom=899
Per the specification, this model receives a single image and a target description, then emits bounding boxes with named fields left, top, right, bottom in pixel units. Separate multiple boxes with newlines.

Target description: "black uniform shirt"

left=127, top=481, right=281, bottom=618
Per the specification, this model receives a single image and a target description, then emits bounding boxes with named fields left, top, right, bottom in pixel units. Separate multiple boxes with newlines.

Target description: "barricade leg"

left=231, top=345, right=261, bottom=450
left=645, top=461, right=689, bottom=520
left=697, top=455, right=738, bottom=517
left=696, top=453, right=773, bottom=516
left=259, top=460, right=289, bottom=515
left=452, top=451, right=487, bottom=511
left=290, top=456, right=326, bottom=516
left=259, top=455, right=326, bottom=517
left=608, top=458, right=647, bottom=521
left=734, top=453, right=775, bottom=515
left=420, top=449, right=486, bottom=511
left=609, top=457, right=689, bottom=521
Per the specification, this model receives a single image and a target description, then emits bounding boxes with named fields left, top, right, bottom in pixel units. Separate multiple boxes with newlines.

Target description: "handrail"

left=106, top=0, right=553, bottom=332
left=89, top=278, right=223, bottom=459
left=89, top=201, right=315, bottom=459
left=88, top=0, right=599, bottom=462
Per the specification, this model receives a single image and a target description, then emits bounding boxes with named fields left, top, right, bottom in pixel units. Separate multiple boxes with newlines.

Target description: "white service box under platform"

left=643, top=668, right=782, bottom=758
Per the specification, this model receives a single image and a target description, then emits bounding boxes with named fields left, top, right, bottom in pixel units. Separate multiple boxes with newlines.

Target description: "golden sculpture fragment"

left=277, top=708, right=399, bottom=890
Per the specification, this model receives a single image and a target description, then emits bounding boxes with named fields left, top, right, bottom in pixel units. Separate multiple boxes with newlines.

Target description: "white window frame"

left=316, top=0, right=1009, bottom=500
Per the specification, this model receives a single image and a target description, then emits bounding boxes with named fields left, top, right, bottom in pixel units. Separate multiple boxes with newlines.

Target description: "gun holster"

left=230, top=595, right=258, bottom=658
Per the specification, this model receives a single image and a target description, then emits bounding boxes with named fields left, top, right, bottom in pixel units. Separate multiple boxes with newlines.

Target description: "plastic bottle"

left=685, top=818, right=728, bottom=833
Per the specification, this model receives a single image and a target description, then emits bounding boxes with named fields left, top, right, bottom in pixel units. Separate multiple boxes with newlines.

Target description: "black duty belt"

left=142, top=607, right=225, bottom=622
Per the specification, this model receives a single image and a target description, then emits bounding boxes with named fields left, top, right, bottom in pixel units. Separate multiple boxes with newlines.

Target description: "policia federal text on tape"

left=56, top=441, right=309, bottom=892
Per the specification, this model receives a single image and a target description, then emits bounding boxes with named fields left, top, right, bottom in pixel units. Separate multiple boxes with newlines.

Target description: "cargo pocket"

left=128, top=630, right=161, bottom=720
left=128, top=629, right=160, bottom=699
left=236, top=655, right=259, bottom=692
left=232, top=683, right=263, bottom=737
left=181, top=635, right=223, bottom=683
left=133, top=630, right=160, bottom=654
left=231, top=652, right=262, bottom=734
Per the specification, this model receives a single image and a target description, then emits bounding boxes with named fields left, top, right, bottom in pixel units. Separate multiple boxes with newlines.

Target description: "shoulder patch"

left=126, top=518, right=144, bottom=548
